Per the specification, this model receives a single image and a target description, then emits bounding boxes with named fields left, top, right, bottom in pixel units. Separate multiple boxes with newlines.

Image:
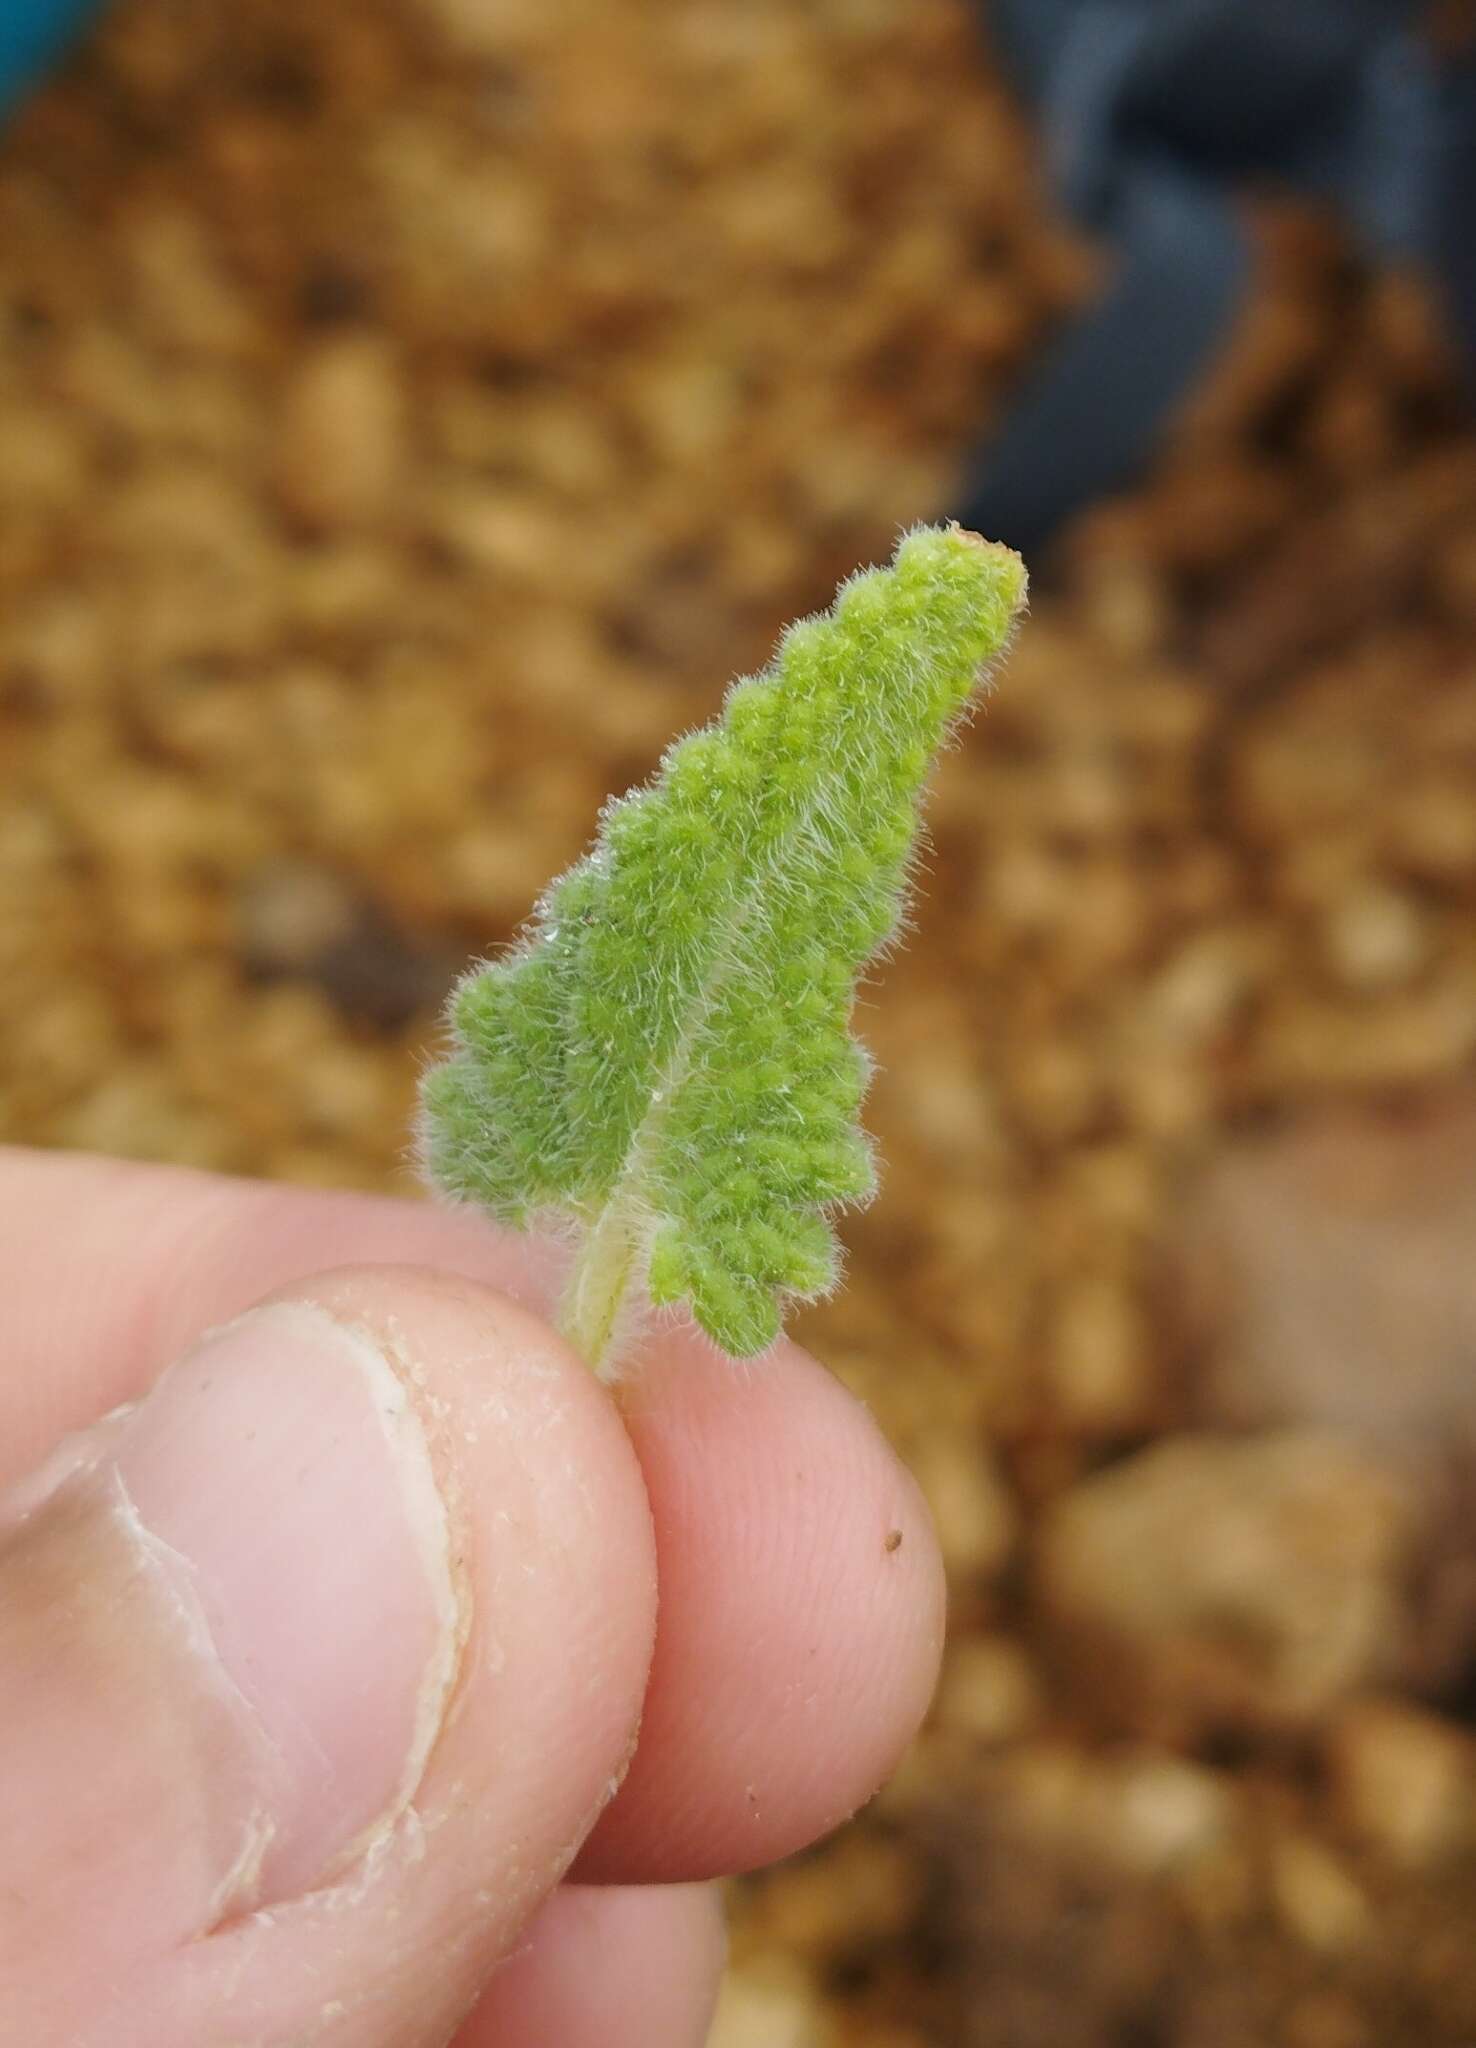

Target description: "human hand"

left=0, top=1147, right=944, bottom=2047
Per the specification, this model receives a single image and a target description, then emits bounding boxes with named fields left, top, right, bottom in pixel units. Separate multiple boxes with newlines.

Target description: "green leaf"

left=420, top=524, right=1027, bottom=1373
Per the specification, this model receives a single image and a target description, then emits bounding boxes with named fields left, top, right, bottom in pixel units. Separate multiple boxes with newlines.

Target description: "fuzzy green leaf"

left=420, top=524, right=1026, bottom=1372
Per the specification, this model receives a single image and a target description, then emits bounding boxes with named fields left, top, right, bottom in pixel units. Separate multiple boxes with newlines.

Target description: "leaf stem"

left=558, top=1197, right=641, bottom=1378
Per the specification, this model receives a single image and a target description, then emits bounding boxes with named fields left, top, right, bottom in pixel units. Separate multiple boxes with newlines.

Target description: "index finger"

left=0, top=1145, right=945, bottom=1882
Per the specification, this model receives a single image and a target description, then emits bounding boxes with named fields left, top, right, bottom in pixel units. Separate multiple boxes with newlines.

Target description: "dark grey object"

left=958, top=0, right=1476, bottom=555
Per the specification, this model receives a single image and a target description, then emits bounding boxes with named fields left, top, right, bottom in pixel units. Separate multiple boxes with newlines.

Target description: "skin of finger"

left=17, top=1265, right=658, bottom=2048
left=1, top=1477, right=282, bottom=2028
left=1, top=1147, right=946, bottom=1886
left=0, top=1148, right=568, bottom=1490
left=450, top=1883, right=726, bottom=2048
left=575, top=1326, right=946, bottom=1880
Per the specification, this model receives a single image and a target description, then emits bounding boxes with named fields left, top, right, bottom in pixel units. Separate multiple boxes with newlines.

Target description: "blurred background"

left=3, top=2, right=1476, bottom=2042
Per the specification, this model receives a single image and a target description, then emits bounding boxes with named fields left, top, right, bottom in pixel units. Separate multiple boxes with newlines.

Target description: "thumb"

left=0, top=1266, right=657, bottom=2048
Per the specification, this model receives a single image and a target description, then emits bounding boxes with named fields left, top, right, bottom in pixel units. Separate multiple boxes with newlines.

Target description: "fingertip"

left=453, top=1883, right=726, bottom=2048
left=2, top=1257, right=659, bottom=2046
left=579, top=1330, right=946, bottom=1880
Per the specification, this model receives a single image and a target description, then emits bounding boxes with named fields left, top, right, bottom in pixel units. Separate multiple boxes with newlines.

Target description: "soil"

left=3, top=3, right=1475, bottom=2043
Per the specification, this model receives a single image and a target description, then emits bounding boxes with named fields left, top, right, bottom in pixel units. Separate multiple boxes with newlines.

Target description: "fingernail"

left=12, top=1301, right=461, bottom=1906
